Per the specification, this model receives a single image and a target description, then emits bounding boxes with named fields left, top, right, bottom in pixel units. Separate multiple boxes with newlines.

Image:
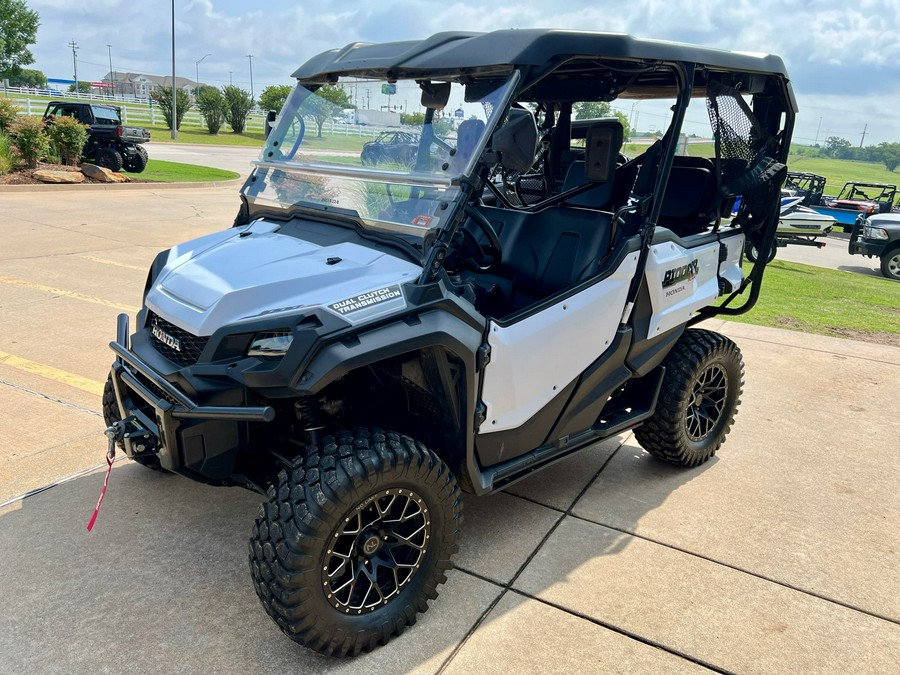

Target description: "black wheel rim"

left=323, top=488, right=430, bottom=614
left=685, top=364, right=728, bottom=441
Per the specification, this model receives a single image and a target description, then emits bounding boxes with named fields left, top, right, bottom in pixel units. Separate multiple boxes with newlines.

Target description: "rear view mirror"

left=492, top=108, right=538, bottom=172
left=420, top=81, right=451, bottom=110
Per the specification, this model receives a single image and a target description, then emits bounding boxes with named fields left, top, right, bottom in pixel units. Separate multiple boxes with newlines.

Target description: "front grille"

left=148, top=312, right=209, bottom=367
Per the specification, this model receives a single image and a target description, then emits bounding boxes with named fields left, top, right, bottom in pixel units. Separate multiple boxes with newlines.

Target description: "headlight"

left=247, top=330, right=293, bottom=357
left=864, top=226, right=889, bottom=240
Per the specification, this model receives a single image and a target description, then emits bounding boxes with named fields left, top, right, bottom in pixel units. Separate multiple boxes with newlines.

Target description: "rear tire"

left=122, top=148, right=147, bottom=173
left=249, top=428, right=462, bottom=656
left=95, top=147, right=123, bottom=172
left=102, top=374, right=168, bottom=472
left=634, top=329, right=744, bottom=467
left=880, top=247, right=900, bottom=281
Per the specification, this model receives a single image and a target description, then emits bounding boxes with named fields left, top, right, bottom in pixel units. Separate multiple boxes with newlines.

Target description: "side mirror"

left=420, top=81, right=451, bottom=110
left=492, top=109, right=538, bottom=172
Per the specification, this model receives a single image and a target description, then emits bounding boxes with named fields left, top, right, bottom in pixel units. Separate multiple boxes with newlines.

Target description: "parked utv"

left=43, top=101, right=150, bottom=173
left=102, top=30, right=795, bottom=656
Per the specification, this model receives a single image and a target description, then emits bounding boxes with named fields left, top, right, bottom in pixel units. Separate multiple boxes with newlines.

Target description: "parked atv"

left=43, top=101, right=150, bottom=173
left=102, top=29, right=795, bottom=656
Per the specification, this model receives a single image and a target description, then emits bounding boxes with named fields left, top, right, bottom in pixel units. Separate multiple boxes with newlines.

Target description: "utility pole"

left=105, top=44, right=115, bottom=97
left=859, top=124, right=867, bottom=148
left=229, top=71, right=233, bottom=86
left=814, top=116, right=823, bottom=146
left=68, top=40, right=79, bottom=96
left=246, top=54, right=254, bottom=101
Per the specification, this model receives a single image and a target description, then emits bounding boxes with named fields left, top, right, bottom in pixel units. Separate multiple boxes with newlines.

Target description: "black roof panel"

left=291, top=29, right=791, bottom=81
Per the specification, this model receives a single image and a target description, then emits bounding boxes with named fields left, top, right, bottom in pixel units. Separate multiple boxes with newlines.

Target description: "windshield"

left=243, top=73, right=516, bottom=239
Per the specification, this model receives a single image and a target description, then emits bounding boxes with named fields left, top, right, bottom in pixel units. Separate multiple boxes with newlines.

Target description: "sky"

left=21, top=0, right=900, bottom=146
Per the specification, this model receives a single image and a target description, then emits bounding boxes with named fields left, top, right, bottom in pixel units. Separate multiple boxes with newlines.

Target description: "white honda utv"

left=103, top=30, right=796, bottom=656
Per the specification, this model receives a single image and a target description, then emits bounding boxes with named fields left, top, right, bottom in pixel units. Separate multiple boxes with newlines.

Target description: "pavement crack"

left=0, top=378, right=102, bottom=417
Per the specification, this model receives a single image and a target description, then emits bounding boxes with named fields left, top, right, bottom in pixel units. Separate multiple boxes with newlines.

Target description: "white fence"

left=3, top=92, right=388, bottom=138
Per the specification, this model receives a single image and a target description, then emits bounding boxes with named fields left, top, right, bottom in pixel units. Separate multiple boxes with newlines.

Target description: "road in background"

left=146, top=143, right=260, bottom=177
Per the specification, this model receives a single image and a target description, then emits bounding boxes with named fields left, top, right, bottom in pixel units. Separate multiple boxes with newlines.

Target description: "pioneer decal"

left=662, top=260, right=699, bottom=288
left=328, top=285, right=403, bottom=316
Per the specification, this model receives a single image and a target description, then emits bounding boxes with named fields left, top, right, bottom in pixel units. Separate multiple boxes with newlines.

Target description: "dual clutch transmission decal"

left=328, top=285, right=405, bottom=322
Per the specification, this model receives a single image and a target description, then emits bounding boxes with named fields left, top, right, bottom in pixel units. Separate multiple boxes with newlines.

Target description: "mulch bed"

left=0, top=162, right=147, bottom=185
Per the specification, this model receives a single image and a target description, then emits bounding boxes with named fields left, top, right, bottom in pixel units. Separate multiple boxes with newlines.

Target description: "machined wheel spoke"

left=323, top=487, right=431, bottom=613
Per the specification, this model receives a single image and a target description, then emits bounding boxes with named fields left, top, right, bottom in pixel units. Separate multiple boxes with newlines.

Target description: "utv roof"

left=291, top=29, right=791, bottom=82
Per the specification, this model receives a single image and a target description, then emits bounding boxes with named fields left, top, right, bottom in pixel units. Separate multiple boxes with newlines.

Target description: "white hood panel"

left=145, top=221, right=422, bottom=335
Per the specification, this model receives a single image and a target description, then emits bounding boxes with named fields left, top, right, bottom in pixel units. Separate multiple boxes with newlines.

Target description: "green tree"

left=196, top=85, right=226, bottom=134
left=401, top=111, right=425, bottom=126
left=875, top=142, right=900, bottom=172
left=258, top=84, right=291, bottom=113
left=824, top=136, right=852, bottom=159
left=0, top=0, right=39, bottom=80
left=67, top=82, right=92, bottom=94
left=46, top=114, right=89, bottom=165
left=9, top=67, right=45, bottom=88
left=305, top=85, right=352, bottom=138
left=573, top=101, right=631, bottom=141
left=222, top=85, right=253, bottom=133
left=152, top=86, right=190, bottom=131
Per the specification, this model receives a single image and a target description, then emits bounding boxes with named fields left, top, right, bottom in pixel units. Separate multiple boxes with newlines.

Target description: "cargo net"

left=706, top=80, right=786, bottom=234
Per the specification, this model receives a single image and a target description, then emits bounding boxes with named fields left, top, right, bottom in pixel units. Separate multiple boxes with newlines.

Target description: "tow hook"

left=103, top=420, right=127, bottom=461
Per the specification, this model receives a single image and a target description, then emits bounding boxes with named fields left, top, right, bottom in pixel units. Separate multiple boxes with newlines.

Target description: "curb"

left=0, top=177, right=244, bottom=193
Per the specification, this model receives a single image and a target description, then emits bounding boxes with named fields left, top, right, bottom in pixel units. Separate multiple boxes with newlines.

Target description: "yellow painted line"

left=0, top=350, right=104, bottom=396
left=79, top=255, right=147, bottom=272
left=0, top=276, right=139, bottom=313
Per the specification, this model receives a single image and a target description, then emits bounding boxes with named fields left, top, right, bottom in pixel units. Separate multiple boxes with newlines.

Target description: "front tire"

left=249, top=428, right=462, bottom=656
left=95, top=147, right=123, bottom=172
left=880, top=247, right=900, bottom=281
left=634, top=329, right=744, bottom=466
left=745, top=239, right=776, bottom=263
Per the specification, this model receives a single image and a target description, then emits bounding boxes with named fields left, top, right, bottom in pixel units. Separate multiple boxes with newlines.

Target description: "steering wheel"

left=459, top=205, right=502, bottom=272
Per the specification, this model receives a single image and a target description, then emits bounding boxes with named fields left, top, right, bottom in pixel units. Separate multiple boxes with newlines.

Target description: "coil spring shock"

left=295, top=395, right=325, bottom=447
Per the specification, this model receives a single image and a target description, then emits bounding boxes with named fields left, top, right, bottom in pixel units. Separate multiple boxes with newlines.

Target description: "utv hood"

left=145, top=220, right=422, bottom=335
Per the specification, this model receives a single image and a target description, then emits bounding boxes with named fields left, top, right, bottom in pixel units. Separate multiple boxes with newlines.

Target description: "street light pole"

left=106, top=44, right=114, bottom=98
left=195, top=53, right=211, bottom=97
left=170, top=0, right=177, bottom=140
left=246, top=54, right=254, bottom=101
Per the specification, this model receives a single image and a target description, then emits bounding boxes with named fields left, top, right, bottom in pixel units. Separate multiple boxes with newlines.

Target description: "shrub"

left=0, top=98, right=21, bottom=133
left=9, top=115, right=49, bottom=169
left=152, top=87, right=190, bottom=130
left=0, top=133, right=14, bottom=174
left=222, top=85, right=253, bottom=134
left=196, top=86, right=226, bottom=134
left=46, top=115, right=90, bottom=165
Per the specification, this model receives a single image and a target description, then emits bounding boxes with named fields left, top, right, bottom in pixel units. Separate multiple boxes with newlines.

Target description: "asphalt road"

left=146, top=142, right=260, bottom=176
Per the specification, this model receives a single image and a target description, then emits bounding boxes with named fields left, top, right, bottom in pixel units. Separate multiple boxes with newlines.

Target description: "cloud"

left=22, top=0, right=900, bottom=144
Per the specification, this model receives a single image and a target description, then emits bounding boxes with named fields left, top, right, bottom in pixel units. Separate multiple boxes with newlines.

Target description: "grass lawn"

left=781, top=156, right=900, bottom=196
left=724, top=259, right=900, bottom=345
left=140, top=159, right=239, bottom=183
left=146, top=124, right=267, bottom=146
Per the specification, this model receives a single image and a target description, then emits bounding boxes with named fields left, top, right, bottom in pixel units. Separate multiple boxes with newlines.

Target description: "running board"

left=483, top=367, right=665, bottom=493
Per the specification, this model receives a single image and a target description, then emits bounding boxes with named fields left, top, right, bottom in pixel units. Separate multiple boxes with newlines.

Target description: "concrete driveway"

left=1, top=185, right=898, bottom=673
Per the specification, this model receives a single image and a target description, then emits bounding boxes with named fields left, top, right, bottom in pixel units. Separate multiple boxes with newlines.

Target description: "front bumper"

left=109, top=313, right=274, bottom=478
left=848, top=238, right=887, bottom=257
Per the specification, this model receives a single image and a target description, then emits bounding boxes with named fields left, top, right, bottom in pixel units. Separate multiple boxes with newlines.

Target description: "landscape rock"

left=80, top=164, right=129, bottom=183
left=33, top=170, right=85, bottom=184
